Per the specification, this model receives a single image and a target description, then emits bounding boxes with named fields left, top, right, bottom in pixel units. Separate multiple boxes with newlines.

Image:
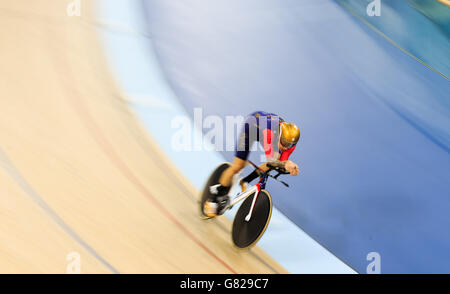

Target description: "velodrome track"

left=0, top=1, right=287, bottom=273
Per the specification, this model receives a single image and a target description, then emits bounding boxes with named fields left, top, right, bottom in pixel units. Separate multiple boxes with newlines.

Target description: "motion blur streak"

left=0, top=148, right=119, bottom=274
left=0, top=0, right=285, bottom=273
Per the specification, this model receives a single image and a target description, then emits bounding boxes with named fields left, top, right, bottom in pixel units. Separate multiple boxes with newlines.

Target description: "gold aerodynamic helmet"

left=279, top=122, right=300, bottom=149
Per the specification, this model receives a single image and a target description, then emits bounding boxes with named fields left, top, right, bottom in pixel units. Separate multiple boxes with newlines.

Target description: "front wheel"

left=232, top=189, right=273, bottom=249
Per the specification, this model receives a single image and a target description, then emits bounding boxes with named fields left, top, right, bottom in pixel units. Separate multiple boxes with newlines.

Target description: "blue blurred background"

left=142, top=0, right=450, bottom=273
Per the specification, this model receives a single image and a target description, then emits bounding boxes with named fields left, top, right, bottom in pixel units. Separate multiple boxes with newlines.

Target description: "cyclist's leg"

left=218, top=114, right=256, bottom=189
left=208, top=114, right=256, bottom=197
left=206, top=146, right=247, bottom=216
left=204, top=115, right=256, bottom=217
left=218, top=156, right=246, bottom=187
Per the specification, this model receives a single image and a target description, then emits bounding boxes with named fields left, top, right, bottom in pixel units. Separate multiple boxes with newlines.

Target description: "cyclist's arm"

left=280, top=144, right=297, bottom=161
left=279, top=145, right=299, bottom=175
left=275, top=150, right=300, bottom=176
left=241, top=162, right=269, bottom=184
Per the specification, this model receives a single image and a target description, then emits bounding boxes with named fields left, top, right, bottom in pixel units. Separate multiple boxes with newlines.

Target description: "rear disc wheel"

left=232, top=190, right=272, bottom=249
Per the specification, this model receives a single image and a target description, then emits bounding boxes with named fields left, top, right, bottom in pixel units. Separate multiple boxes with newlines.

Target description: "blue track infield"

left=142, top=0, right=450, bottom=273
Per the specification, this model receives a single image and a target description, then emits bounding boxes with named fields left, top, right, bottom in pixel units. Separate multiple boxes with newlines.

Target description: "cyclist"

left=204, top=111, right=300, bottom=217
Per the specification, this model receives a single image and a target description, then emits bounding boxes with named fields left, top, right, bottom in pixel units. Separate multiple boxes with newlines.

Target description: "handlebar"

left=247, top=160, right=290, bottom=188
left=266, top=161, right=290, bottom=175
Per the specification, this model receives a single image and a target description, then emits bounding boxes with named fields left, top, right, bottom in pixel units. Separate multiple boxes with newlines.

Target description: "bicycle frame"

left=228, top=173, right=270, bottom=222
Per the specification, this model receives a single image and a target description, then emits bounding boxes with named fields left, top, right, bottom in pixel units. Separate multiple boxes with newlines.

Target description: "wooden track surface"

left=0, top=0, right=288, bottom=274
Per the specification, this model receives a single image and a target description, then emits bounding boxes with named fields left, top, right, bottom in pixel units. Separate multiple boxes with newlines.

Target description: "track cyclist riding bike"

left=204, top=111, right=300, bottom=218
